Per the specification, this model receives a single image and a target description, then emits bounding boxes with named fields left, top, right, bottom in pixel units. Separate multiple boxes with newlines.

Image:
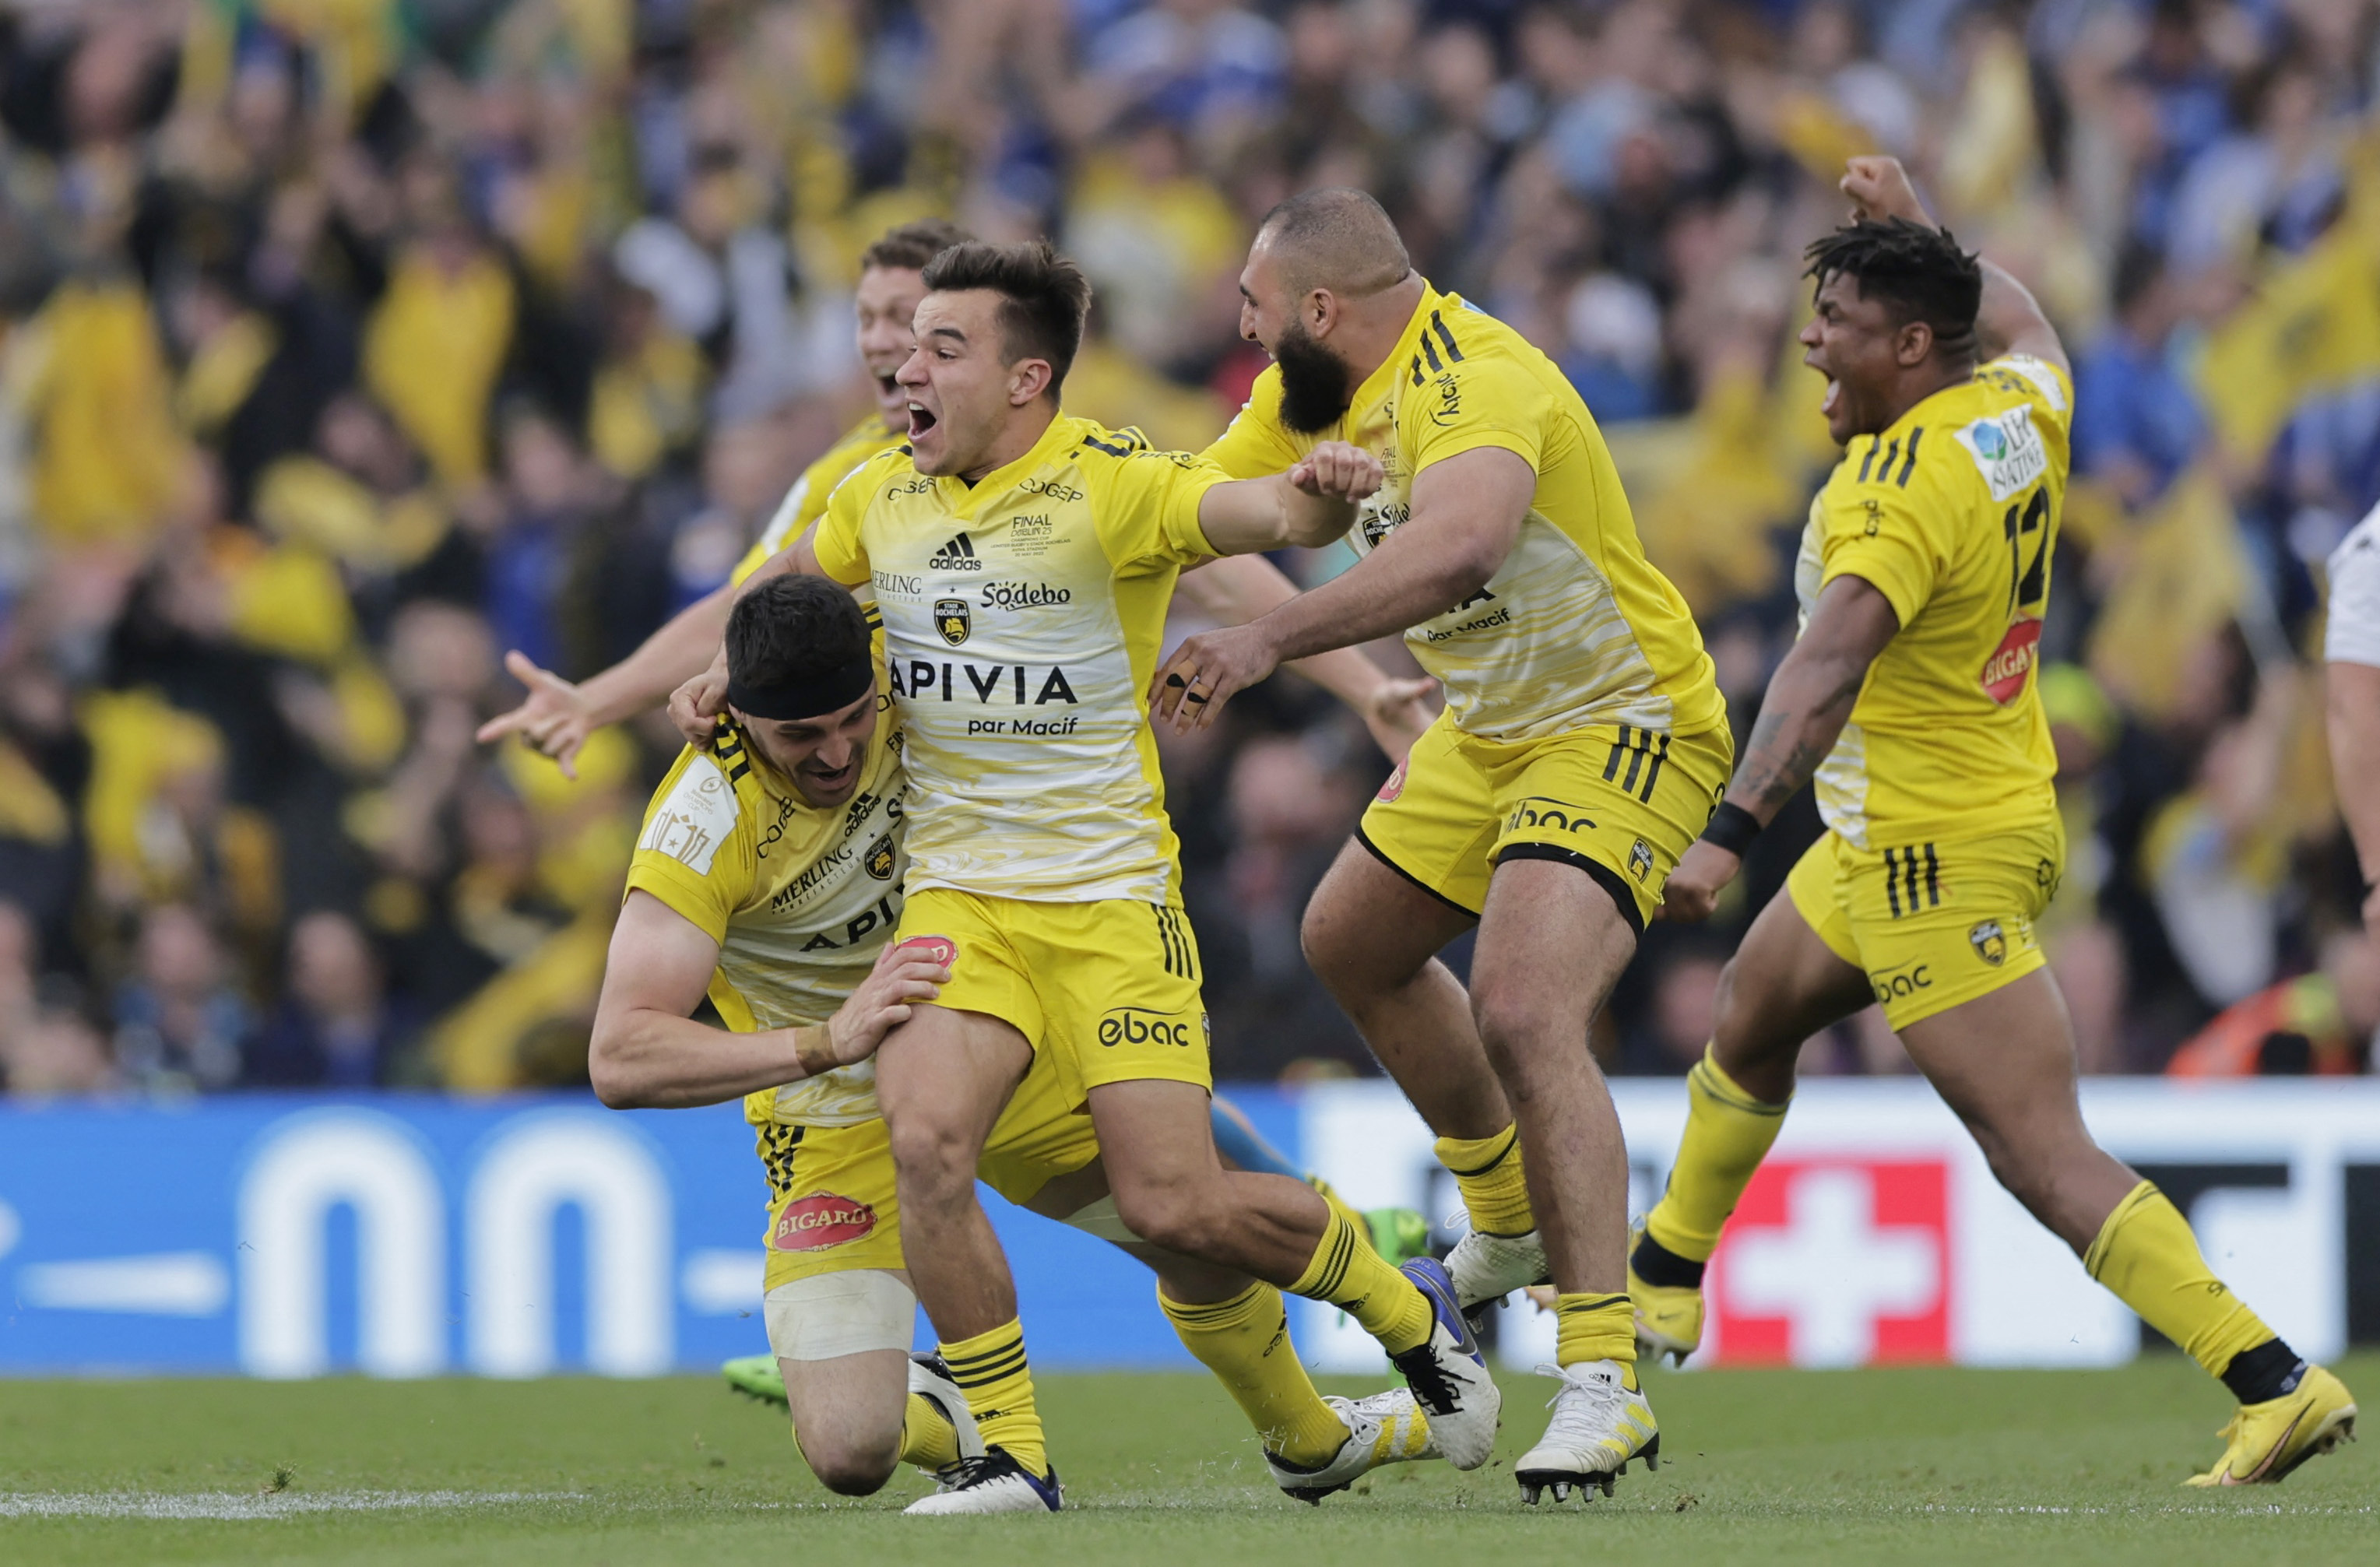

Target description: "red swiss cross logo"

left=1705, top=1158, right=1951, bottom=1366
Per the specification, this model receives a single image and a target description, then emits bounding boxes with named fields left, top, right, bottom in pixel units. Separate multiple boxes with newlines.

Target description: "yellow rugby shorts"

left=1784, top=813, right=2066, bottom=1031
left=1358, top=715, right=1733, bottom=932
left=896, top=887, right=1212, bottom=1102
left=750, top=1048, right=1100, bottom=1291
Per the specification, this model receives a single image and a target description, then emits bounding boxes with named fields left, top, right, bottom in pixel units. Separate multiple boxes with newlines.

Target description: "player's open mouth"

left=805, top=760, right=856, bottom=791
left=907, top=400, right=937, bottom=438
left=873, top=371, right=900, bottom=399
left=1821, top=378, right=1841, bottom=416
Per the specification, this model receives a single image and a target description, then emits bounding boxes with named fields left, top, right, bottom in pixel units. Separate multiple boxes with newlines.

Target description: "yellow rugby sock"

left=1160, top=1281, right=1347, bottom=1468
left=2084, top=1182, right=2276, bottom=1381
left=1434, top=1124, right=1535, bottom=1238
left=1554, top=1292, right=1639, bottom=1389
left=1288, top=1204, right=1434, bottom=1355
left=938, top=1319, right=1047, bottom=1477
left=1644, top=1047, right=1789, bottom=1264
left=897, top=1392, right=961, bottom=1471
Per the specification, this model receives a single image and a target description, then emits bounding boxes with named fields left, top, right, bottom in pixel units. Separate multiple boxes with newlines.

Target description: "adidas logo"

left=929, top=532, right=983, bottom=571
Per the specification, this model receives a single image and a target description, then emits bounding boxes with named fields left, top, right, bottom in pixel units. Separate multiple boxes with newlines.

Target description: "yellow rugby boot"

left=2185, top=1363, right=2357, bottom=1486
left=1626, top=1223, right=1705, bottom=1367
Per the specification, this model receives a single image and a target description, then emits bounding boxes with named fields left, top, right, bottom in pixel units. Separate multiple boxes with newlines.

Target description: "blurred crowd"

left=0, top=0, right=2375, bottom=1098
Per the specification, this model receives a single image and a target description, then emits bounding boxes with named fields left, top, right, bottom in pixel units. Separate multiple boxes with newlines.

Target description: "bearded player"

left=594, top=573, right=1441, bottom=1512
left=1635, top=156, right=2356, bottom=1487
left=1157, top=189, right=1731, bottom=1502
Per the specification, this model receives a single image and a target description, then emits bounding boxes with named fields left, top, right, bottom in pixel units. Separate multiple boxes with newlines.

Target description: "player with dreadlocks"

left=1632, top=156, right=2356, bottom=1485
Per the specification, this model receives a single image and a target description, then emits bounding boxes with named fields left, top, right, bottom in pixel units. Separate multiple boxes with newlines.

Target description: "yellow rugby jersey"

left=811, top=414, right=1223, bottom=903
left=728, top=414, right=903, bottom=588
left=1793, top=353, right=2072, bottom=848
left=1205, top=283, right=1723, bottom=743
left=624, top=697, right=910, bottom=1127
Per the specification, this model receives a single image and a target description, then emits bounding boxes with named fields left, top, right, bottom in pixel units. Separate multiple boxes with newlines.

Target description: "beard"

left=1273, top=319, right=1354, bottom=434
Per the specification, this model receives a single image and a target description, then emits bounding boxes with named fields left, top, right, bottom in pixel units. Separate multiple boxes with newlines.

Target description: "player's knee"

left=884, top=1112, right=976, bottom=1193
left=1469, top=979, right=1556, bottom=1068
left=1108, top=1179, right=1209, bottom=1256
left=800, top=1433, right=900, bottom=1496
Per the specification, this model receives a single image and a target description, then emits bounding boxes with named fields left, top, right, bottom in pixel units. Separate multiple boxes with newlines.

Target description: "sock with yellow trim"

left=1160, top=1281, right=1348, bottom=1468
left=1434, top=1124, right=1534, bottom=1238
left=1640, top=1047, right=1790, bottom=1274
left=1288, top=1203, right=1434, bottom=1354
left=2084, top=1181, right=2296, bottom=1396
left=896, top=1392, right=961, bottom=1472
left=937, top=1319, right=1047, bottom=1478
left=1554, top=1292, right=1640, bottom=1390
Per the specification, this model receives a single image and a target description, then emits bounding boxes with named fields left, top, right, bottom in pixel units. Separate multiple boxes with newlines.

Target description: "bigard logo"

left=930, top=533, right=983, bottom=571
left=935, top=597, right=970, bottom=645
left=770, top=1190, right=877, bottom=1252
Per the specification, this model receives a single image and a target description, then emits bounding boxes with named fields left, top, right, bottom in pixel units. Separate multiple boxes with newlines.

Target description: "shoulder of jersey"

left=1067, top=417, right=1206, bottom=470
left=834, top=440, right=920, bottom=502
left=640, top=743, right=751, bottom=878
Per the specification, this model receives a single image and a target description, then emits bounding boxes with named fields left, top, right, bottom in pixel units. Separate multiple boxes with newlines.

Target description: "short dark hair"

left=1257, top=187, right=1411, bottom=297
left=726, top=574, right=871, bottom=694
left=1803, top=217, right=1983, bottom=360
left=860, top=217, right=972, bottom=276
left=919, top=239, right=1092, bottom=392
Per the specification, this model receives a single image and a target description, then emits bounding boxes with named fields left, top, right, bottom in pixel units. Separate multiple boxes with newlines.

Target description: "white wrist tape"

left=764, top=1268, right=917, bottom=1361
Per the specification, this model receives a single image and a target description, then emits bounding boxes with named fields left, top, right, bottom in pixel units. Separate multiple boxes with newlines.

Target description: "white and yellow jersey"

left=811, top=414, right=1224, bottom=903
left=624, top=691, right=909, bottom=1128
left=1206, top=282, right=1724, bottom=744
left=728, top=414, right=904, bottom=589
left=1793, top=353, right=2072, bottom=848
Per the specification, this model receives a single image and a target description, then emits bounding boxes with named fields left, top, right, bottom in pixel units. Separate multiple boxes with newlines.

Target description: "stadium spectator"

left=0, top=0, right=2367, bottom=1092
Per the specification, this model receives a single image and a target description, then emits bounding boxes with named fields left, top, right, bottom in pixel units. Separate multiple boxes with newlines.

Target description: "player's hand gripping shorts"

left=1358, top=715, right=1734, bottom=931
left=896, top=887, right=1212, bottom=1104
left=748, top=1042, right=1100, bottom=1295
left=1784, top=813, right=2066, bottom=1030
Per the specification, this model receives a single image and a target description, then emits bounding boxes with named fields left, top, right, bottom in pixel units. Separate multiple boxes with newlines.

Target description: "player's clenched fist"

left=1840, top=155, right=1928, bottom=227
left=1656, top=840, right=1738, bottom=924
left=670, top=649, right=732, bottom=747
left=1288, top=440, right=1383, bottom=503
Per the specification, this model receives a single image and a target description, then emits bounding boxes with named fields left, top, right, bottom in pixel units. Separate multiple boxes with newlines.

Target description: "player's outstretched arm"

left=1840, top=155, right=2069, bottom=377
left=589, top=892, right=948, bottom=1109
left=1176, top=553, right=1439, bottom=758
left=477, top=585, right=737, bottom=778
left=1661, top=575, right=1900, bottom=922
left=1151, top=445, right=1528, bottom=733
left=1193, top=439, right=1380, bottom=554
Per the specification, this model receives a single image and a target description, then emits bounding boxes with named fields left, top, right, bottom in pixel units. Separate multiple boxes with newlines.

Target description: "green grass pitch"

left=2, top=1354, right=2370, bottom=1566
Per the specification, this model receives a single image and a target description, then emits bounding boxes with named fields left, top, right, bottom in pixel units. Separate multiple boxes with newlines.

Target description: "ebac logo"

left=1098, top=1007, right=1198, bottom=1049
left=1707, top=1158, right=1949, bottom=1366
left=770, top=1191, right=878, bottom=1252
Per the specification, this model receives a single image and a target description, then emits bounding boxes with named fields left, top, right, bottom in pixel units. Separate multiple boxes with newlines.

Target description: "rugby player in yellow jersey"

left=685, top=238, right=1504, bottom=1509
left=594, top=574, right=1440, bottom=1513
left=480, top=216, right=1432, bottom=775
left=1640, top=156, right=2356, bottom=1486
left=1155, top=189, right=1728, bottom=1502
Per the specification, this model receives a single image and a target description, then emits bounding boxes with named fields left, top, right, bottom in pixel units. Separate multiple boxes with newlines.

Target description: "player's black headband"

left=724, top=656, right=875, bottom=721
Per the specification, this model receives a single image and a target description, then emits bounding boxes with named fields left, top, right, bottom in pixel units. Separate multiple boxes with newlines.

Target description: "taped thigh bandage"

left=764, top=1268, right=917, bottom=1361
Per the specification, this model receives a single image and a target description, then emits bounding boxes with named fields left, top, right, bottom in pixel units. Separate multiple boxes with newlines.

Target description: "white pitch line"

left=0, top=1490, right=582, bottom=1520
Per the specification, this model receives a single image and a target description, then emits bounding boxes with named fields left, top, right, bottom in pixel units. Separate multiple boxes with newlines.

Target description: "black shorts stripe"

left=1904, top=846, right=1924, bottom=913
left=1637, top=734, right=1671, bottom=803
left=1883, top=848, right=1904, bottom=918
left=1352, top=825, right=1480, bottom=919
left=1619, top=729, right=1650, bottom=795
left=1602, top=724, right=1633, bottom=782
left=1489, top=843, right=1646, bottom=940
left=1922, top=842, right=1941, bottom=907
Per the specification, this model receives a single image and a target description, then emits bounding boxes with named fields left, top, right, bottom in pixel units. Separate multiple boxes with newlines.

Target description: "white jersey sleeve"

left=2326, top=503, right=2380, bottom=669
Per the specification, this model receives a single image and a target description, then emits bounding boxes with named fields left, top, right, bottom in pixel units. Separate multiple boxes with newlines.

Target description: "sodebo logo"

left=1098, top=1007, right=1198, bottom=1049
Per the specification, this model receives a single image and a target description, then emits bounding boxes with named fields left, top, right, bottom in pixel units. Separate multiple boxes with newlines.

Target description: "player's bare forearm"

left=2326, top=661, right=2380, bottom=884
left=577, top=584, right=736, bottom=726
left=1179, top=553, right=1397, bottom=708
left=1255, top=539, right=1486, bottom=667
left=589, top=1006, right=817, bottom=1110
left=1723, top=576, right=1899, bottom=822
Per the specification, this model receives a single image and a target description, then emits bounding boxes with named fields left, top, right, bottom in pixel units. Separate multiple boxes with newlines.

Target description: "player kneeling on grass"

left=591, top=573, right=1439, bottom=1512
left=1638, top=156, right=2356, bottom=1487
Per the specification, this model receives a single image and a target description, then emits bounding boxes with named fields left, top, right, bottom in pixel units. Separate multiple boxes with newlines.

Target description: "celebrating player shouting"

left=1158, top=189, right=1730, bottom=1502
left=597, top=573, right=1441, bottom=1513
left=686, top=239, right=1499, bottom=1511
left=1636, top=156, right=2356, bottom=1485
